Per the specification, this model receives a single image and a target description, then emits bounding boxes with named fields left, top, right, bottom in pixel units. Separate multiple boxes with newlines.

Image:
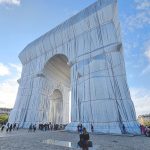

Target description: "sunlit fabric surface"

left=9, top=0, right=140, bottom=134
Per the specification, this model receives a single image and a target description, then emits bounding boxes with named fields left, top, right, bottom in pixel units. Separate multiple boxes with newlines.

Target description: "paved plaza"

left=0, top=129, right=149, bottom=150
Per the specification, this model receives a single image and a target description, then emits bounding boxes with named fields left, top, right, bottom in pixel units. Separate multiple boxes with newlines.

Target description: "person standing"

left=9, top=124, right=13, bottom=132
left=122, top=124, right=126, bottom=134
left=17, top=124, right=19, bottom=130
left=50, top=124, right=53, bottom=131
left=6, top=123, right=10, bottom=132
left=13, top=123, right=16, bottom=131
left=78, top=127, right=90, bottom=150
left=80, top=123, right=83, bottom=134
left=91, top=124, right=94, bottom=133
left=1, top=124, right=5, bottom=131
left=33, top=124, right=36, bottom=132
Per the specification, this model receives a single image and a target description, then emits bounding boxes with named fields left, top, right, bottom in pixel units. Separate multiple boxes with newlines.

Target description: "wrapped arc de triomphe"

left=9, top=0, right=140, bottom=134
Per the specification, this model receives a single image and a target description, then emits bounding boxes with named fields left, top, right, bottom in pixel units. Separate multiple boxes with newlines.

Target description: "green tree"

left=0, top=114, right=8, bottom=124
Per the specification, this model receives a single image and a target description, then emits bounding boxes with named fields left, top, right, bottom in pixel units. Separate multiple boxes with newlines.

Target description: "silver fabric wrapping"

left=9, top=0, right=140, bottom=134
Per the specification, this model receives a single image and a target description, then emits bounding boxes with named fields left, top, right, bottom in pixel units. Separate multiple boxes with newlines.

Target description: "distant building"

left=0, top=108, right=12, bottom=115
left=138, top=114, right=150, bottom=125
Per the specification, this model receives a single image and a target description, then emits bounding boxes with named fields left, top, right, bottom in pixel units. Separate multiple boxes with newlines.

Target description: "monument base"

left=65, top=121, right=141, bottom=135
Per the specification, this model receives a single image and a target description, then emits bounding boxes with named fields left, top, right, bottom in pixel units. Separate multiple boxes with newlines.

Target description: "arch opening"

left=43, top=54, right=71, bottom=124
left=44, top=54, right=71, bottom=87
left=50, top=89, right=63, bottom=124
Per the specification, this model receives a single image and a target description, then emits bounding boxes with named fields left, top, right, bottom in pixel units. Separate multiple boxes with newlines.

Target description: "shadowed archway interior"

left=49, top=89, right=63, bottom=124
left=43, top=54, right=71, bottom=124
left=44, top=54, right=71, bottom=88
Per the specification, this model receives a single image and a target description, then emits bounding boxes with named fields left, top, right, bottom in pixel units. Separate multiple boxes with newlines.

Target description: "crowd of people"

left=0, top=122, right=67, bottom=133
left=27, top=122, right=67, bottom=132
left=28, top=123, right=36, bottom=132
left=76, top=123, right=150, bottom=150
left=140, top=124, right=150, bottom=137
left=0, top=121, right=93, bottom=149
left=0, top=123, right=19, bottom=132
left=1, top=121, right=149, bottom=149
left=77, top=123, right=94, bottom=134
left=38, top=123, right=66, bottom=131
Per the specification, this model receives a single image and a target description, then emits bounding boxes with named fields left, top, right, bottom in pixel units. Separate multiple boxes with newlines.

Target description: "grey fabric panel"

left=9, top=0, right=140, bottom=134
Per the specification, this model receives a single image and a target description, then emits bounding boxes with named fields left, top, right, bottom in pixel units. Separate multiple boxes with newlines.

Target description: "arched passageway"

left=9, top=0, right=140, bottom=134
left=44, top=54, right=70, bottom=87
left=43, top=54, right=71, bottom=124
left=49, top=89, right=63, bottom=124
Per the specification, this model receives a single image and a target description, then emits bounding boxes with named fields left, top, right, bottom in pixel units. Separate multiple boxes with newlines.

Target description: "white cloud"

left=9, top=63, right=22, bottom=74
left=140, top=41, right=150, bottom=75
left=125, top=11, right=150, bottom=31
left=0, top=63, right=10, bottom=76
left=0, top=63, right=21, bottom=108
left=124, top=0, right=150, bottom=31
left=0, top=78, right=19, bottom=108
left=0, top=0, right=21, bottom=6
left=130, top=88, right=150, bottom=116
left=135, top=0, right=150, bottom=10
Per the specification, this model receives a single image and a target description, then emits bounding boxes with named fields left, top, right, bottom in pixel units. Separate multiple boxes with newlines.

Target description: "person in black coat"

left=78, top=127, right=90, bottom=150
left=1, top=124, right=5, bottom=131
left=91, top=124, right=94, bottom=132
left=33, top=124, right=36, bottom=132
left=9, top=124, right=13, bottom=132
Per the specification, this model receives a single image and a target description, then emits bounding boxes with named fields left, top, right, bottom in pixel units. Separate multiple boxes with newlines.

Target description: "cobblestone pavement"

left=0, top=129, right=149, bottom=150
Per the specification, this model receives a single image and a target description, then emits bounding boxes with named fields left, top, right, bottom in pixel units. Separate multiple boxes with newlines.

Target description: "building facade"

left=138, top=115, right=150, bottom=126
left=9, top=0, right=140, bottom=134
left=0, top=108, right=12, bottom=115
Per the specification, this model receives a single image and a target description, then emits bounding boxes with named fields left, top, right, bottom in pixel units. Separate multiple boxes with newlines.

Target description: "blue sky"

left=0, top=0, right=150, bottom=116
